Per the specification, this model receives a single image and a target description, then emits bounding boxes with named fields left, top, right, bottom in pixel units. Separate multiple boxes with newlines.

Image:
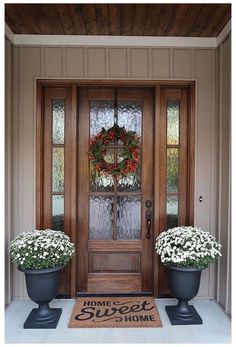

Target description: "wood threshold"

left=77, top=292, right=153, bottom=297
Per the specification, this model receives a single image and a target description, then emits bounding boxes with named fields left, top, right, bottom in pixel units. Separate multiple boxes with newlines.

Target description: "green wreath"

left=89, top=124, right=140, bottom=177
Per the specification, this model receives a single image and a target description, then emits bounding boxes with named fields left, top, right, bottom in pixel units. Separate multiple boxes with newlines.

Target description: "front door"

left=77, top=87, right=154, bottom=294
left=37, top=82, right=194, bottom=297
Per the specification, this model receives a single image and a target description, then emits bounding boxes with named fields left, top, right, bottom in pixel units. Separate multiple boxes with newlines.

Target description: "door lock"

left=145, top=200, right=152, bottom=239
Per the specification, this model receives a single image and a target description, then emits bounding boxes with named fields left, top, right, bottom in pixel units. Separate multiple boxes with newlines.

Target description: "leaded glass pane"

left=167, top=100, right=179, bottom=145
left=52, top=195, right=64, bottom=232
left=89, top=196, right=113, bottom=239
left=117, top=196, right=141, bottom=239
left=52, top=148, right=64, bottom=192
left=117, top=148, right=141, bottom=192
left=166, top=195, right=178, bottom=229
left=90, top=101, right=115, bottom=137
left=167, top=148, right=179, bottom=193
left=52, top=100, right=65, bottom=144
left=118, top=101, right=142, bottom=137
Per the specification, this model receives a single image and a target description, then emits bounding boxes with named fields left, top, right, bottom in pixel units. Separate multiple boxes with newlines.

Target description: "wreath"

left=89, top=124, right=140, bottom=177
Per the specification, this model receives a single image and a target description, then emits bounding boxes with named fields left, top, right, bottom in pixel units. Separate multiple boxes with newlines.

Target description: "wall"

left=10, top=44, right=218, bottom=299
left=216, top=34, right=231, bottom=316
left=5, top=37, right=13, bottom=306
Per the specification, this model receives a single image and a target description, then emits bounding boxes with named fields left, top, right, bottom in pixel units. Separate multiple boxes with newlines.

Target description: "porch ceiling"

left=5, top=3, right=231, bottom=37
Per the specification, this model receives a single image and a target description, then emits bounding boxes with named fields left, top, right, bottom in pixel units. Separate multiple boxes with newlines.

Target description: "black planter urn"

left=19, top=266, right=63, bottom=329
left=165, top=265, right=203, bottom=325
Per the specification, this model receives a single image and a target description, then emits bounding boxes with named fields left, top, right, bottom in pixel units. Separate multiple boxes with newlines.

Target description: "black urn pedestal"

left=165, top=266, right=203, bottom=325
left=20, top=266, right=63, bottom=329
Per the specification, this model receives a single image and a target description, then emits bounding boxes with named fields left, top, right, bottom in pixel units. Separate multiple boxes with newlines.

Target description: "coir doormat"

left=68, top=296, right=162, bottom=328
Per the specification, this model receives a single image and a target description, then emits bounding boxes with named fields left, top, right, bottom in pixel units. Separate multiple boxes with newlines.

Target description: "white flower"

left=155, top=225, right=222, bottom=268
left=9, top=229, right=75, bottom=270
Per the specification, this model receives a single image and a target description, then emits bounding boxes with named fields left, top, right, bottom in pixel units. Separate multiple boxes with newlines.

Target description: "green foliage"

left=155, top=226, right=222, bottom=269
left=9, top=229, right=75, bottom=270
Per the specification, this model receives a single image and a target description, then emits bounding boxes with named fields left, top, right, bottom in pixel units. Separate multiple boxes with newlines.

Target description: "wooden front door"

left=77, top=87, right=154, bottom=294
left=37, top=82, right=194, bottom=297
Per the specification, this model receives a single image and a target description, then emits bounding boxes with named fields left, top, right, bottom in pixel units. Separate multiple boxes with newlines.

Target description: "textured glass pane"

left=90, top=165, right=114, bottom=192
left=52, top=195, right=64, bottom=232
left=90, top=149, right=114, bottom=192
left=118, top=102, right=142, bottom=137
left=117, top=148, right=141, bottom=192
left=166, top=195, right=178, bottom=230
left=90, top=101, right=115, bottom=137
left=52, top=148, right=64, bottom=192
left=53, top=100, right=65, bottom=144
left=89, top=196, right=113, bottom=239
left=167, top=148, right=179, bottom=193
left=167, top=100, right=179, bottom=145
left=117, top=196, right=141, bottom=239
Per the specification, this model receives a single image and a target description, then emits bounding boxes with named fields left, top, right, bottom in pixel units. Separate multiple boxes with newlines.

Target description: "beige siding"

left=217, top=35, right=231, bottom=316
left=152, top=49, right=170, bottom=78
left=130, top=48, right=149, bottom=78
left=87, top=48, right=106, bottom=77
left=5, top=37, right=13, bottom=306
left=194, top=49, right=217, bottom=297
left=173, top=49, right=191, bottom=78
left=44, top=47, right=63, bottom=77
left=66, top=48, right=84, bottom=77
left=10, top=44, right=221, bottom=299
left=109, top=48, right=127, bottom=78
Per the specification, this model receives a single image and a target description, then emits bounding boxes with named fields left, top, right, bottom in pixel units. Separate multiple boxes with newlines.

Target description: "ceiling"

left=5, top=3, right=231, bottom=37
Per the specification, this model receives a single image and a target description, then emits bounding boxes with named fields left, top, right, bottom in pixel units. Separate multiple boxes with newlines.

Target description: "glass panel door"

left=77, top=87, right=154, bottom=294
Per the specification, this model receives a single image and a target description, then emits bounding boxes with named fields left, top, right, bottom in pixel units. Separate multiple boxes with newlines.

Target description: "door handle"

left=145, top=210, right=152, bottom=239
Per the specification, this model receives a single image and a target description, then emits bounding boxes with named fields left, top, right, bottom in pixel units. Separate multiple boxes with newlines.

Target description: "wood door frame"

left=36, top=79, right=195, bottom=298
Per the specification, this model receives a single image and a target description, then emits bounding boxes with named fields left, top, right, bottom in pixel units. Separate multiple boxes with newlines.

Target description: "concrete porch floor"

left=5, top=298, right=231, bottom=344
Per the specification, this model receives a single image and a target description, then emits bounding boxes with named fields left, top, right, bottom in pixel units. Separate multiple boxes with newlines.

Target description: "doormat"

left=68, top=296, right=162, bottom=328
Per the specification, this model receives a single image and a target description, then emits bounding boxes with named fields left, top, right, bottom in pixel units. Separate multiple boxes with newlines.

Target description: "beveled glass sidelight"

left=118, top=101, right=142, bottom=137
left=90, top=101, right=115, bottom=136
left=167, top=148, right=179, bottom=193
left=89, top=196, right=113, bottom=239
left=166, top=195, right=178, bottom=230
left=52, top=195, right=64, bottom=232
left=52, top=100, right=65, bottom=144
left=52, top=148, right=64, bottom=192
left=167, top=100, right=180, bottom=145
left=117, top=196, right=141, bottom=239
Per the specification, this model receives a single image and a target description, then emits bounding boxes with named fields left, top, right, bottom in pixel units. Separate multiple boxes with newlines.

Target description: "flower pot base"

left=24, top=308, right=62, bottom=329
left=165, top=305, right=202, bottom=325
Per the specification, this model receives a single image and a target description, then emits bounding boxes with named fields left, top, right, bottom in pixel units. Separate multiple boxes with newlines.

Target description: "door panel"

left=77, top=87, right=154, bottom=294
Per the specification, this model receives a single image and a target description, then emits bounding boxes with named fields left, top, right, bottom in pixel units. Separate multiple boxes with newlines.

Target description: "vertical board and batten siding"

left=217, top=35, right=231, bottom=316
left=11, top=44, right=217, bottom=299
left=5, top=38, right=13, bottom=305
